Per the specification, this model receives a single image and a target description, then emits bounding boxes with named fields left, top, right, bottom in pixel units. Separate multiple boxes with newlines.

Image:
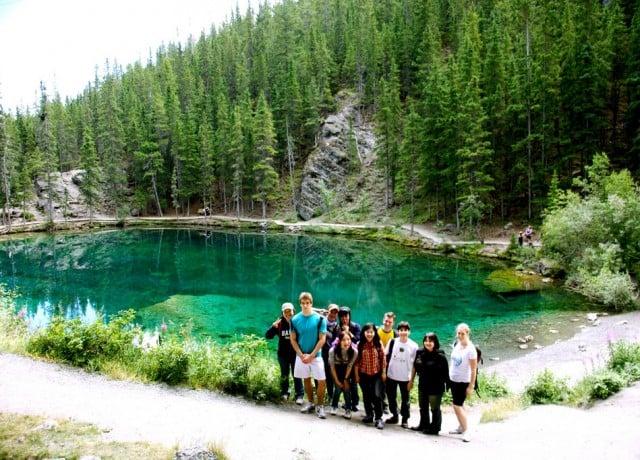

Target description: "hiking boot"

left=449, top=426, right=463, bottom=434
left=462, top=431, right=471, bottom=442
left=317, top=405, right=326, bottom=419
left=343, top=410, right=352, bottom=420
left=362, top=415, right=374, bottom=424
left=386, top=415, right=399, bottom=424
left=300, top=401, right=315, bottom=413
left=330, top=406, right=337, bottom=416
left=410, top=425, right=424, bottom=432
left=375, top=419, right=384, bottom=430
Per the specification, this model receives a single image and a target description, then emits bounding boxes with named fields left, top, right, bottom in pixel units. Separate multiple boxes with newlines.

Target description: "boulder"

left=174, top=446, right=218, bottom=460
left=483, top=269, right=552, bottom=295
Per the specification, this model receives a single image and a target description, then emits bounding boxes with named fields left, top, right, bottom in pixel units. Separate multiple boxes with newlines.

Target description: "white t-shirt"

left=449, top=341, right=477, bottom=383
left=386, top=338, right=418, bottom=382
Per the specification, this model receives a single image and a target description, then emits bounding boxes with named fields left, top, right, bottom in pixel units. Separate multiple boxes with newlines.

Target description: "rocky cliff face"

left=297, top=92, right=378, bottom=221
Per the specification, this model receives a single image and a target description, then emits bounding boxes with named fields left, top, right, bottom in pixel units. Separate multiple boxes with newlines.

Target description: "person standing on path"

left=265, top=302, right=305, bottom=404
left=448, top=323, right=477, bottom=442
left=384, top=321, right=418, bottom=428
left=409, top=332, right=449, bottom=435
left=290, top=292, right=328, bottom=419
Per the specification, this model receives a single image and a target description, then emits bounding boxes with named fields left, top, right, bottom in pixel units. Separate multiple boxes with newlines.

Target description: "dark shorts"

left=450, top=381, right=469, bottom=406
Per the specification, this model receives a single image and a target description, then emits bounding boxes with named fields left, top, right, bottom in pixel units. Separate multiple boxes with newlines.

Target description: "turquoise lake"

left=0, top=228, right=593, bottom=361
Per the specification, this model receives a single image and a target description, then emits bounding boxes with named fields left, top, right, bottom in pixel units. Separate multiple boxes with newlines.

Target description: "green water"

left=0, top=228, right=592, bottom=361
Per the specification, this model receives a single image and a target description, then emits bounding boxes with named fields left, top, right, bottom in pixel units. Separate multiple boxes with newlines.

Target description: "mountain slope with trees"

left=1, top=0, right=639, bottom=232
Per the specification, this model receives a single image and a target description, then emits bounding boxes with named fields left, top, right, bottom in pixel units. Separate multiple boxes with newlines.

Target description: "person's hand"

left=343, top=381, right=350, bottom=391
left=466, top=386, right=473, bottom=397
left=301, top=353, right=314, bottom=364
left=407, top=381, right=413, bottom=391
left=271, top=318, right=281, bottom=328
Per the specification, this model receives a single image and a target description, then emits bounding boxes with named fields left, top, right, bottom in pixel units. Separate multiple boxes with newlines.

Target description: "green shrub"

left=0, top=286, right=28, bottom=352
left=478, top=372, right=510, bottom=399
left=524, top=369, right=570, bottom=404
left=607, top=340, right=640, bottom=382
left=26, top=310, right=139, bottom=370
left=583, top=368, right=626, bottom=400
left=138, top=337, right=189, bottom=385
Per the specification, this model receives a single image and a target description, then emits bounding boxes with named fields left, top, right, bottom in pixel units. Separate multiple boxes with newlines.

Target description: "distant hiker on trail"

left=524, top=225, right=533, bottom=245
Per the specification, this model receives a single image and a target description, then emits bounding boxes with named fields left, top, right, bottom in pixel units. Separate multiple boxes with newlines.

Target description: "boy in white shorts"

left=291, top=291, right=328, bottom=418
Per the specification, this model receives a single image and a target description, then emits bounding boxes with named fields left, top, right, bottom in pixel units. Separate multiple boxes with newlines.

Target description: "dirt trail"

left=2, top=311, right=639, bottom=460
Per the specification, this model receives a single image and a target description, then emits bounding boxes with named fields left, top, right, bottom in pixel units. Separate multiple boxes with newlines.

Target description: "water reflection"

left=0, top=228, right=593, bottom=361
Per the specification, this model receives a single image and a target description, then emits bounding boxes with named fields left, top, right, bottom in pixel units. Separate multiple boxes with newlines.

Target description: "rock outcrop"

left=297, top=91, right=377, bottom=221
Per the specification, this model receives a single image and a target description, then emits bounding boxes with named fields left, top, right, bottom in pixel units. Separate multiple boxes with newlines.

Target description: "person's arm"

left=306, top=332, right=326, bottom=361
left=290, top=329, right=304, bottom=359
left=380, top=346, right=387, bottom=382
left=265, top=318, right=281, bottom=339
left=408, top=365, right=416, bottom=391
left=467, top=356, right=478, bottom=397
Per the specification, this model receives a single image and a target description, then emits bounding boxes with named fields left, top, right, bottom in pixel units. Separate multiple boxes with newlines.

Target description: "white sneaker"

left=295, top=397, right=304, bottom=405
left=343, top=409, right=352, bottom=419
left=300, top=401, right=315, bottom=413
left=330, top=406, right=337, bottom=416
left=317, top=405, right=326, bottom=419
left=449, top=426, right=463, bottom=435
left=462, top=431, right=471, bottom=442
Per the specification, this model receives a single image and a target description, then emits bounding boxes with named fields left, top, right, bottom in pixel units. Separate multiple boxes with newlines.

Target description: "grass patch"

left=0, top=412, right=175, bottom=460
left=479, top=396, right=526, bottom=423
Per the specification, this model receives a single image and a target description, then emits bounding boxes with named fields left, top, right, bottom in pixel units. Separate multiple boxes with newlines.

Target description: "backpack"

left=473, top=345, right=483, bottom=396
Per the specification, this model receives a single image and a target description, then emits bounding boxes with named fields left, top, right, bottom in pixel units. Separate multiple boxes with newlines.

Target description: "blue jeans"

left=277, top=354, right=304, bottom=399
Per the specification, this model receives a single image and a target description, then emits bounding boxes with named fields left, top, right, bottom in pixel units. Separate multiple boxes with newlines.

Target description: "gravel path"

left=1, top=311, right=639, bottom=460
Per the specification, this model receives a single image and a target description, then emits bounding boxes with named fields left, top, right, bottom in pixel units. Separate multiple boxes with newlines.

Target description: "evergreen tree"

left=252, top=93, right=279, bottom=219
left=374, top=61, right=402, bottom=208
left=79, top=124, right=102, bottom=223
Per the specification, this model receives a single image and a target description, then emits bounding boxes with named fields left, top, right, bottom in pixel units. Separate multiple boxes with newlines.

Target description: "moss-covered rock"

left=483, top=269, right=551, bottom=295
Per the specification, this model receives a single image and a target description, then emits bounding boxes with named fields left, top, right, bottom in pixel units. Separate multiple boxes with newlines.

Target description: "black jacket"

left=265, top=316, right=295, bottom=360
left=413, top=348, right=449, bottom=395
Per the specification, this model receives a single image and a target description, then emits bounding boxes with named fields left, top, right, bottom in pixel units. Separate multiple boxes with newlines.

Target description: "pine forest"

left=1, top=0, right=640, bottom=226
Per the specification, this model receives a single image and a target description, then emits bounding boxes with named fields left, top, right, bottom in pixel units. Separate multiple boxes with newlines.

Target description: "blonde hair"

left=299, top=291, right=313, bottom=303
left=456, top=323, right=471, bottom=335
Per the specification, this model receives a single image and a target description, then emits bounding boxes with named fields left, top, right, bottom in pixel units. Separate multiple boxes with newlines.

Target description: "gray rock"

left=174, top=446, right=218, bottom=460
left=297, top=91, right=376, bottom=220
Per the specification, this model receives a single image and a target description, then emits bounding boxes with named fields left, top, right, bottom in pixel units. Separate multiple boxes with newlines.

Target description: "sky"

left=0, top=0, right=266, bottom=112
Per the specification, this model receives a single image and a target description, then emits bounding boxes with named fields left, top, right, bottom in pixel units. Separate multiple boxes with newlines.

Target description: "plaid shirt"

left=358, top=341, right=386, bottom=376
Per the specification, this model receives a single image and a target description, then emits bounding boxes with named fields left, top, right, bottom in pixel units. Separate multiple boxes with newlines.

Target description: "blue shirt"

left=292, top=312, right=326, bottom=357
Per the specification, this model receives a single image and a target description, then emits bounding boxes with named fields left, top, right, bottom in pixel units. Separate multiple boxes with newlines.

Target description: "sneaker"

left=281, top=395, right=288, bottom=402
left=317, top=405, right=326, bottom=419
left=350, top=405, right=359, bottom=412
left=410, top=426, right=423, bottom=432
left=343, top=410, right=352, bottom=420
left=449, top=426, right=463, bottom=435
left=362, top=415, right=374, bottom=424
left=401, top=422, right=409, bottom=429
left=330, top=406, right=337, bottom=416
left=300, top=402, right=315, bottom=413
left=295, top=397, right=304, bottom=406
left=462, top=431, right=471, bottom=442
left=386, top=415, right=399, bottom=424
left=375, top=419, right=384, bottom=430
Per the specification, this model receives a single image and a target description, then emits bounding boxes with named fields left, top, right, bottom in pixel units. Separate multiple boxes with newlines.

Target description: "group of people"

left=518, top=225, right=534, bottom=246
left=265, top=291, right=478, bottom=442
